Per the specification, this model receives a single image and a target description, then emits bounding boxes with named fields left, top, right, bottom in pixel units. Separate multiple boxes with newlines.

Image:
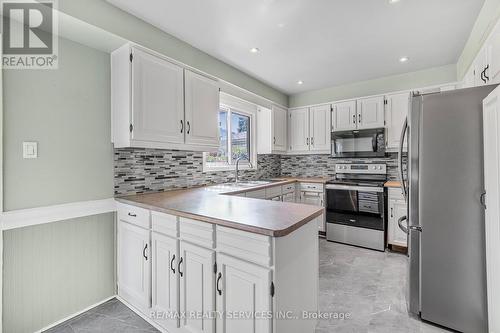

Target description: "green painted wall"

left=3, top=214, right=115, bottom=333
left=457, top=0, right=500, bottom=80
left=3, top=38, right=114, bottom=211
left=2, top=38, right=116, bottom=332
left=289, top=64, right=457, bottom=108
left=58, top=0, right=288, bottom=107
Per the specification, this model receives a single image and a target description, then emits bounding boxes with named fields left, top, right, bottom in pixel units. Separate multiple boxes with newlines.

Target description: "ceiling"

left=106, top=0, right=485, bottom=95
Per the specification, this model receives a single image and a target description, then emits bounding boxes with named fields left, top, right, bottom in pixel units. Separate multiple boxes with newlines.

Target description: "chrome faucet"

left=235, top=156, right=253, bottom=184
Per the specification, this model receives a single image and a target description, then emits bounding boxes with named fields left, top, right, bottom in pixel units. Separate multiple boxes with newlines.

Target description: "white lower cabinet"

left=118, top=220, right=151, bottom=312
left=152, top=232, right=180, bottom=331
left=387, top=188, right=408, bottom=248
left=298, top=183, right=325, bottom=232
left=215, top=253, right=272, bottom=333
left=117, top=208, right=319, bottom=333
left=179, top=241, right=216, bottom=333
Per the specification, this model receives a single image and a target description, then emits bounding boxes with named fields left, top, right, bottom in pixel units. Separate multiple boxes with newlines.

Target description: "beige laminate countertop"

left=384, top=181, right=402, bottom=188
left=270, top=177, right=332, bottom=184
left=116, top=180, right=325, bottom=238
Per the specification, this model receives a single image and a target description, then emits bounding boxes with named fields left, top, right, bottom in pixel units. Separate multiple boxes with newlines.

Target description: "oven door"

left=325, top=184, right=385, bottom=231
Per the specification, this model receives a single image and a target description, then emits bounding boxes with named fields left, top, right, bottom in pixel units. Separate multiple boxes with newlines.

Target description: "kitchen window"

left=203, top=94, right=257, bottom=172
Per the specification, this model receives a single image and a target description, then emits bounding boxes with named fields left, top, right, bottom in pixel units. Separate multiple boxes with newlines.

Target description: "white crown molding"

left=1, top=198, right=117, bottom=231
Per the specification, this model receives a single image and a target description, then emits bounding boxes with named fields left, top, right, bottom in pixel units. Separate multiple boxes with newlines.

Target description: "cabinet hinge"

left=129, top=124, right=133, bottom=133
left=213, top=262, right=217, bottom=274
left=270, top=282, right=275, bottom=297
left=129, top=53, right=133, bottom=62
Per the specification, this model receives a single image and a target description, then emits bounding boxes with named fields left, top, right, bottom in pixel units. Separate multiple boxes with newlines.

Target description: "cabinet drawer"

left=179, top=217, right=215, bottom=249
left=216, top=225, right=273, bottom=267
left=266, top=186, right=282, bottom=199
left=152, top=211, right=178, bottom=237
left=246, top=189, right=266, bottom=199
left=299, top=182, right=323, bottom=192
left=117, top=202, right=150, bottom=229
left=282, top=183, right=296, bottom=194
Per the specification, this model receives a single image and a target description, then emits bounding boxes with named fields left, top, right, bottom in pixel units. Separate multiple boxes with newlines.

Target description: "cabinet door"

left=185, top=70, right=220, bottom=147
left=389, top=200, right=408, bottom=247
left=487, top=25, right=500, bottom=84
left=332, top=100, right=357, bottom=131
left=131, top=47, right=185, bottom=144
left=309, top=104, right=331, bottom=152
left=216, top=254, right=272, bottom=333
left=288, top=108, right=310, bottom=152
left=385, top=93, right=409, bottom=149
left=283, top=192, right=296, bottom=202
left=179, top=241, right=215, bottom=333
left=117, top=221, right=151, bottom=311
left=272, top=105, right=287, bottom=152
left=483, top=88, right=500, bottom=333
left=152, top=232, right=179, bottom=330
left=356, top=96, right=385, bottom=130
left=474, top=48, right=489, bottom=87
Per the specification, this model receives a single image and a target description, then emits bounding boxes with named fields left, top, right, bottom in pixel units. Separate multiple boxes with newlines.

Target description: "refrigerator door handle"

left=480, top=191, right=487, bottom=209
left=398, top=117, right=408, bottom=202
left=398, top=215, right=409, bottom=234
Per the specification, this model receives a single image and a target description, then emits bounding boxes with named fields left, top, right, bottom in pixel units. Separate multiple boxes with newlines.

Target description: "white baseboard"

left=1, top=198, right=117, bottom=231
left=116, top=296, right=168, bottom=333
left=34, top=296, right=115, bottom=333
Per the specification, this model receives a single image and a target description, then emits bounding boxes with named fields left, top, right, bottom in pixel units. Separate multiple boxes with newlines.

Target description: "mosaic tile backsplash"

left=114, top=148, right=404, bottom=196
left=280, top=153, right=404, bottom=180
left=114, top=148, right=281, bottom=196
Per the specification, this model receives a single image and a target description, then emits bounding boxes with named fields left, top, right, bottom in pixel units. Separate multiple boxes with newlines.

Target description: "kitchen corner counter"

left=115, top=185, right=324, bottom=237
left=384, top=181, right=402, bottom=188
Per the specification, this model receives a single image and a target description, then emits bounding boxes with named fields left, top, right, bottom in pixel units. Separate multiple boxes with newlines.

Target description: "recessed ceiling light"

left=399, top=56, right=409, bottom=63
left=278, top=23, right=285, bottom=28
left=297, top=80, right=304, bottom=85
left=388, top=0, right=400, bottom=3
left=250, top=47, right=260, bottom=53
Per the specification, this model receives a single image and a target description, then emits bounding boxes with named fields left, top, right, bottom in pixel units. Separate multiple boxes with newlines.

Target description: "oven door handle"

left=325, top=184, right=384, bottom=193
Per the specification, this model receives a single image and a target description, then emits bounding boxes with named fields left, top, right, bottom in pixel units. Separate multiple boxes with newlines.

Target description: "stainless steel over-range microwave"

left=331, top=128, right=386, bottom=158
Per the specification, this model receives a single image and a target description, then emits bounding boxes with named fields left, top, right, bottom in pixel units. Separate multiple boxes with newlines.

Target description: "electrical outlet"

left=23, top=141, right=38, bottom=159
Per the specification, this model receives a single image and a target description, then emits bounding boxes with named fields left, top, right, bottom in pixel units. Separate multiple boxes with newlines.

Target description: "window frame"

left=203, top=94, right=258, bottom=172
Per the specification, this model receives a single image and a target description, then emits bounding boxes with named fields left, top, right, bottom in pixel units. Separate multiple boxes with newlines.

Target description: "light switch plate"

left=23, top=141, right=38, bottom=159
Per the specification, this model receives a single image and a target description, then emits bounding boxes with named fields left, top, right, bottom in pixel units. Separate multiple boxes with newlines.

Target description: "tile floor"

left=45, top=239, right=449, bottom=333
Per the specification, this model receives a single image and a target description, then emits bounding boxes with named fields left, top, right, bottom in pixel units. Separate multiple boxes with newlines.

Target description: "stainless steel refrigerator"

left=398, top=85, right=497, bottom=333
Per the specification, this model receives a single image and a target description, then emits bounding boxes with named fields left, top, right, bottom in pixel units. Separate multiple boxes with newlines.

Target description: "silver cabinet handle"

left=390, top=207, right=394, bottom=218
left=128, top=212, right=137, bottom=217
left=311, top=137, right=314, bottom=145
left=352, top=114, right=356, bottom=124
left=180, top=120, right=184, bottom=133
left=358, top=114, right=362, bottom=123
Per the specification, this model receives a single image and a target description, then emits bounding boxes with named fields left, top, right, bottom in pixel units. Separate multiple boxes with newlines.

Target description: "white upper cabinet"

left=111, top=44, right=219, bottom=152
left=487, top=23, right=500, bottom=84
left=332, top=100, right=357, bottom=131
left=288, top=107, right=310, bottom=152
left=385, top=92, right=410, bottom=150
left=216, top=253, right=272, bottom=333
left=257, top=105, right=288, bottom=154
left=288, top=105, right=331, bottom=154
left=184, top=69, right=220, bottom=147
left=309, top=104, right=331, bottom=151
left=131, top=47, right=185, bottom=144
left=356, top=96, right=385, bottom=130
left=272, top=105, right=288, bottom=152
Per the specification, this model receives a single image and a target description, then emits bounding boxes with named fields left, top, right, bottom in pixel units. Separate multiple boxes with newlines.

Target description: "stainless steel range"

left=325, top=163, right=387, bottom=251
